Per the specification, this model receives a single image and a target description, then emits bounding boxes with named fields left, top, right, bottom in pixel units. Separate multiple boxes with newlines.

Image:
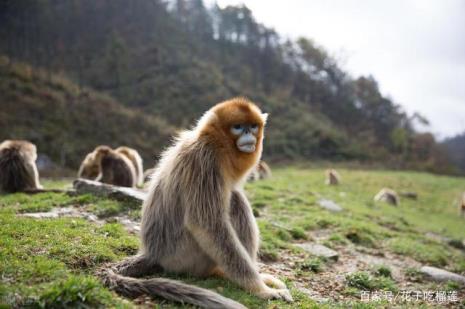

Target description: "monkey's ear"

left=261, top=113, right=269, bottom=124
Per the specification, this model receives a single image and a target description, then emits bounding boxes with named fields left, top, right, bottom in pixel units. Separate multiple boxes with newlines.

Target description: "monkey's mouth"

left=237, top=142, right=256, bottom=153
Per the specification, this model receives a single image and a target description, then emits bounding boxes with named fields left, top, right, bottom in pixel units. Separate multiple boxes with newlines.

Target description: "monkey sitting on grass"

left=0, top=140, right=43, bottom=193
left=98, top=98, right=293, bottom=308
left=78, top=146, right=137, bottom=188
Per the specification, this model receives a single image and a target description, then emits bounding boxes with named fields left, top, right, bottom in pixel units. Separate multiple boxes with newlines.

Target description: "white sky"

left=208, top=0, right=465, bottom=138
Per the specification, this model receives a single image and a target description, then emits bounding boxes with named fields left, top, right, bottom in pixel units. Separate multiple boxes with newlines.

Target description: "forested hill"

left=0, top=0, right=453, bottom=173
left=443, top=133, right=465, bottom=173
left=0, top=57, right=173, bottom=168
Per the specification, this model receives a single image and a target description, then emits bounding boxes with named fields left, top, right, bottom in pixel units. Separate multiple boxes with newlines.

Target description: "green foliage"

left=0, top=168, right=464, bottom=308
left=372, top=265, right=392, bottom=278
left=298, top=257, right=325, bottom=273
left=0, top=1, right=452, bottom=172
left=33, top=276, right=116, bottom=309
left=0, top=59, right=174, bottom=169
left=346, top=272, right=397, bottom=292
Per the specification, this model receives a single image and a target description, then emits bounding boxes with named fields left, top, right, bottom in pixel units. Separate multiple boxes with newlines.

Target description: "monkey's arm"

left=185, top=206, right=265, bottom=293
left=230, top=190, right=259, bottom=260
left=25, top=161, right=43, bottom=189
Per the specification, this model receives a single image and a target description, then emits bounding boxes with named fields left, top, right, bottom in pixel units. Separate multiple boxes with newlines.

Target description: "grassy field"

left=1, top=168, right=464, bottom=308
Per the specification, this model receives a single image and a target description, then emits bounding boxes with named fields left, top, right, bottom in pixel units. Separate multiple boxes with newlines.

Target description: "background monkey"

left=94, top=146, right=136, bottom=188
left=0, top=140, right=43, bottom=193
left=248, top=160, right=271, bottom=182
left=98, top=98, right=292, bottom=308
left=77, top=150, right=100, bottom=180
left=325, top=169, right=340, bottom=185
left=115, top=146, right=144, bottom=186
left=459, top=192, right=465, bottom=218
left=257, top=160, right=272, bottom=179
left=374, top=188, right=399, bottom=206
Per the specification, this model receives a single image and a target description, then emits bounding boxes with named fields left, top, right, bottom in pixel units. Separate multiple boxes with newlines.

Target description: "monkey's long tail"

left=98, top=268, right=247, bottom=309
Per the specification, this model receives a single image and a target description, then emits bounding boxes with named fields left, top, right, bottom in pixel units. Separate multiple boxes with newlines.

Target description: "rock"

left=318, top=199, right=343, bottom=212
left=117, top=216, right=141, bottom=234
left=21, top=207, right=75, bottom=219
left=420, top=266, right=465, bottom=284
left=73, top=178, right=147, bottom=205
left=296, top=243, right=339, bottom=261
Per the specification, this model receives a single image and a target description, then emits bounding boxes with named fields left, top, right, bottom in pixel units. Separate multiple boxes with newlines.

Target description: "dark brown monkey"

left=94, top=146, right=136, bottom=188
left=0, top=140, right=43, bottom=193
left=98, top=98, right=292, bottom=308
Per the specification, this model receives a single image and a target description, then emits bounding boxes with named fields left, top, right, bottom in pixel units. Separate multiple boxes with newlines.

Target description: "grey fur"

left=98, top=130, right=273, bottom=308
left=99, top=110, right=293, bottom=307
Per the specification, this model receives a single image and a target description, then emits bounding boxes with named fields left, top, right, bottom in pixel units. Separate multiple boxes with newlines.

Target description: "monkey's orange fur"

left=200, top=97, right=267, bottom=182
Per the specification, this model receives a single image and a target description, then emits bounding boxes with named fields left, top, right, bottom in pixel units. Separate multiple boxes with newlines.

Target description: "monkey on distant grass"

left=374, top=188, right=399, bottom=206
left=325, top=169, right=340, bottom=185
left=94, top=146, right=136, bottom=188
left=98, top=98, right=293, bottom=308
left=0, top=140, right=43, bottom=193
left=257, top=160, right=272, bottom=179
left=459, top=192, right=465, bottom=218
left=247, top=161, right=271, bottom=182
left=115, top=146, right=144, bottom=187
left=77, top=150, right=100, bottom=180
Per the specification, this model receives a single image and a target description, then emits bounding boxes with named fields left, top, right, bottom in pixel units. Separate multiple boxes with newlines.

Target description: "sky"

left=207, top=0, right=465, bottom=139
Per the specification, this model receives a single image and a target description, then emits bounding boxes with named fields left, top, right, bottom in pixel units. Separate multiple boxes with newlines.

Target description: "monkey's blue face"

left=230, top=124, right=259, bottom=153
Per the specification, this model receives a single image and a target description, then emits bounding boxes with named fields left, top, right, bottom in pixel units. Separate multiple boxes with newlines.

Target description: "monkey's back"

left=0, top=146, right=35, bottom=193
left=141, top=135, right=220, bottom=273
left=100, top=153, right=135, bottom=187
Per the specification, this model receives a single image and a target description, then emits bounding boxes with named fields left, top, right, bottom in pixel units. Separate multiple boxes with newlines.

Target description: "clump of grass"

left=252, top=201, right=267, bottom=209
left=276, top=229, right=292, bottom=241
left=373, top=265, right=392, bottom=278
left=448, top=239, right=465, bottom=250
left=444, top=281, right=461, bottom=292
left=346, top=271, right=397, bottom=292
left=345, top=228, right=376, bottom=248
left=252, top=208, right=260, bottom=217
left=327, top=233, right=349, bottom=246
left=289, top=227, right=307, bottom=240
left=388, top=237, right=448, bottom=267
left=404, top=267, right=423, bottom=282
left=31, top=276, right=115, bottom=308
left=298, top=257, right=325, bottom=273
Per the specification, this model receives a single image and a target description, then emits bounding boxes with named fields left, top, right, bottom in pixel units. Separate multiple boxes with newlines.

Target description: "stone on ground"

left=296, top=243, right=339, bottom=261
left=73, top=178, right=147, bottom=205
left=318, top=199, right=343, bottom=212
left=420, top=266, right=465, bottom=284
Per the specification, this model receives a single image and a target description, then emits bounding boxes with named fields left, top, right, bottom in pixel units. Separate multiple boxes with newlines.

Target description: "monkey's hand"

left=260, top=273, right=287, bottom=289
left=255, top=285, right=293, bottom=302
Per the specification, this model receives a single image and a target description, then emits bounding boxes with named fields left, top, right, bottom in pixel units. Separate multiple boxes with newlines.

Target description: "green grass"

left=345, top=271, right=397, bottom=292
left=1, top=168, right=464, bottom=308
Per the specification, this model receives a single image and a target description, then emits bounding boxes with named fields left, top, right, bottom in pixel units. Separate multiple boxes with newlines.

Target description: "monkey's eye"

left=250, top=124, right=258, bottom=134
left=231, top=125, right=243, bottom=135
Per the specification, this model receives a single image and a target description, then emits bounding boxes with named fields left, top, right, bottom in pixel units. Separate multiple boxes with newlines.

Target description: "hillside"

left=443, top=133, right=465, bottom=173
left=1, top=169, right=464, bottom=307
left=0, top=0, right=453, bottom=172
left=0, top=56, right=173, bottom=169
